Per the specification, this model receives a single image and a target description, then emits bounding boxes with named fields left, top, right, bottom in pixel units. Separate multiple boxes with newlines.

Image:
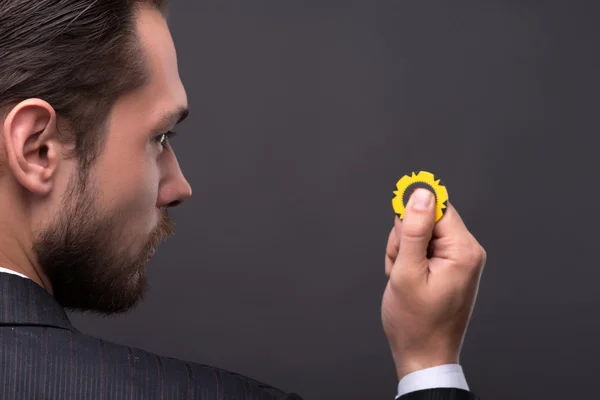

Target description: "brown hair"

left=0, top=0, right=168, bottom=177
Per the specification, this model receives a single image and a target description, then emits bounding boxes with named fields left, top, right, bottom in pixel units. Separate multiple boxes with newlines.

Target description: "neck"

left=0, top=179, right=54, bottom=293
left=0, top=219, right=53, bottom=295
left=0, top=243, right=52, bottom=294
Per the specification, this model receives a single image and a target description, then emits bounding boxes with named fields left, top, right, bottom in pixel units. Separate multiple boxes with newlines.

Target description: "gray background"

left=70, top=1, right=600, bottom=399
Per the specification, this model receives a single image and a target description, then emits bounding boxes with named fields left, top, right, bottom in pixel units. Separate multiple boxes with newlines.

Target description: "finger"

left=387, top=221, right=399, bottom=260
left=425, top=237, right=455, bottom=268
left=432, top=202, right=470, bottom=240
left=430, top=204, right=487, bottom=272
left=393, top=214, right=402, bottom=242
left=427, top=237, right=487, bottom=275
left=385, top=254, right=393, bottom=278
left=385, top=219, right=401, bottom=277
left=395, top=188, right=436, bottom=272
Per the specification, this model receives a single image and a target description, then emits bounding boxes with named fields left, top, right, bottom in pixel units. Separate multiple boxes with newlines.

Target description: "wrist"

left=393, top=354, right=459, bottom=381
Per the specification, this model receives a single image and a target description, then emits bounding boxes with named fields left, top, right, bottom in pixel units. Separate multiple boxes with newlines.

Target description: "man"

left=0, top=1, right=487, bottom=399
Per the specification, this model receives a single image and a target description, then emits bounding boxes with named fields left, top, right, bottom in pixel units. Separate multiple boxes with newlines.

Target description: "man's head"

left=0, top=0, right=192, bottom=314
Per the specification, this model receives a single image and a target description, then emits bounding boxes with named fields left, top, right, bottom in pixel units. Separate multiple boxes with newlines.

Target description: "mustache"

left=148, top=209, right=175, bottom=250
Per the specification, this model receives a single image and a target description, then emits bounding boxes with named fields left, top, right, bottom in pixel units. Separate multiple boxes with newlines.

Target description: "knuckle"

left=385, top=257, right=394, bottom=276
left=389, top=271, right=411, bottom=291
left=451, top=231, right=485, bottom=266
left=385, top=245, right=394, bottom=258
left=401, top=224, right=429, bottom=242
left=478, top=245, right=487, bottom=267
left=463, top=242, right=486, bottom=268
left=386, top=243, right=399, bottom=261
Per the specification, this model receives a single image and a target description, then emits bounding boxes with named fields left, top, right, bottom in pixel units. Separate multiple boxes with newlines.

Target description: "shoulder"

left=66, top=329, right=299, bottom=399
left=5, top=325, right=301, bottom=399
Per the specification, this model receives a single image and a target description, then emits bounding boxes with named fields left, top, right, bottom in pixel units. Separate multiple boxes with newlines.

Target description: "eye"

left=155, top=131, right=176, bottom=149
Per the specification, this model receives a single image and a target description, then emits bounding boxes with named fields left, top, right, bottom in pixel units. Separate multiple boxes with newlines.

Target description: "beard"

left=32, top=176, right=174, bottom=315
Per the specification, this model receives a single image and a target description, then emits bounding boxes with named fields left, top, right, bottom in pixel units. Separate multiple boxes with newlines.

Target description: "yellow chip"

left=392, top=171, right=448, bottom=222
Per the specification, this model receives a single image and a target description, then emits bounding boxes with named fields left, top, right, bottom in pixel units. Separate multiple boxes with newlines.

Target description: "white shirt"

left=0, top=267, right=28, bottom=279
left=0, top=267, right=469, bottom=397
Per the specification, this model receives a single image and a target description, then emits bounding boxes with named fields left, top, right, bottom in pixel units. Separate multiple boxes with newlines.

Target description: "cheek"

left=95, top=157, right=161, bottom=229
left=120, top=169, right=160, bottom=228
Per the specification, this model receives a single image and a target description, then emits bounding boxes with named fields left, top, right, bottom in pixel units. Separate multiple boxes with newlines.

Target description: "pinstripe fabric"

left=0, top=273, right=303, bottom=400
left=0, top=273, right=479, bottom=400
left=399, top=388, right=477, bottom=400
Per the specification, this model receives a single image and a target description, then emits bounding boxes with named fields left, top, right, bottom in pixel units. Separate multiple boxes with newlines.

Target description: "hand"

left=382, top=188, right=486, bottom=381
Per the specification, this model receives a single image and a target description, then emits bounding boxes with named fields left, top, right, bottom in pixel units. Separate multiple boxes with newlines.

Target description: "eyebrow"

left=153, top=106, right=189, bottom=134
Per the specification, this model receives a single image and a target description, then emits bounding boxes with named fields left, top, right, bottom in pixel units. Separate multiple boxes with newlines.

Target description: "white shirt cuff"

left=395, top=364, right=469, bottom=398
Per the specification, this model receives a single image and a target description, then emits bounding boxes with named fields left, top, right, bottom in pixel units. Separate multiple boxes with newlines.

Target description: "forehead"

left=133, top=5, right=187, bottom=119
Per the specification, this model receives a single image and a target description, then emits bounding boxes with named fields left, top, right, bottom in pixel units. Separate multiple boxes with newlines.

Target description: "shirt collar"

left=0, top=266, right=29, bottom=279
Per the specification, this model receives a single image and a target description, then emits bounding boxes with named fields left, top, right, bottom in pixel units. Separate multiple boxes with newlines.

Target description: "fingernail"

left=411, top=189, right=433, bottom=210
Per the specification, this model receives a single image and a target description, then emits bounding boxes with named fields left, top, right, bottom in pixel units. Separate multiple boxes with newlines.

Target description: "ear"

left=2, top=99, right=61, bottom=196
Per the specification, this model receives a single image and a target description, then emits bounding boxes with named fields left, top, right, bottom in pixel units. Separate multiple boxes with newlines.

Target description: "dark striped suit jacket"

left=0, top=272, right=478, bottom=400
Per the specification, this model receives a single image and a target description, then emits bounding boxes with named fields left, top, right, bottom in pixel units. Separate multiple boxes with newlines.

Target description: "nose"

left=164, top=176, right=192, bottom=208
left=157, top=156, right=193, bottom=208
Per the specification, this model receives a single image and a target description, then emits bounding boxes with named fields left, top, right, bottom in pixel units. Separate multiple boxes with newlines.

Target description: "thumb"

left=395, top=188, right=436, bottom=270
